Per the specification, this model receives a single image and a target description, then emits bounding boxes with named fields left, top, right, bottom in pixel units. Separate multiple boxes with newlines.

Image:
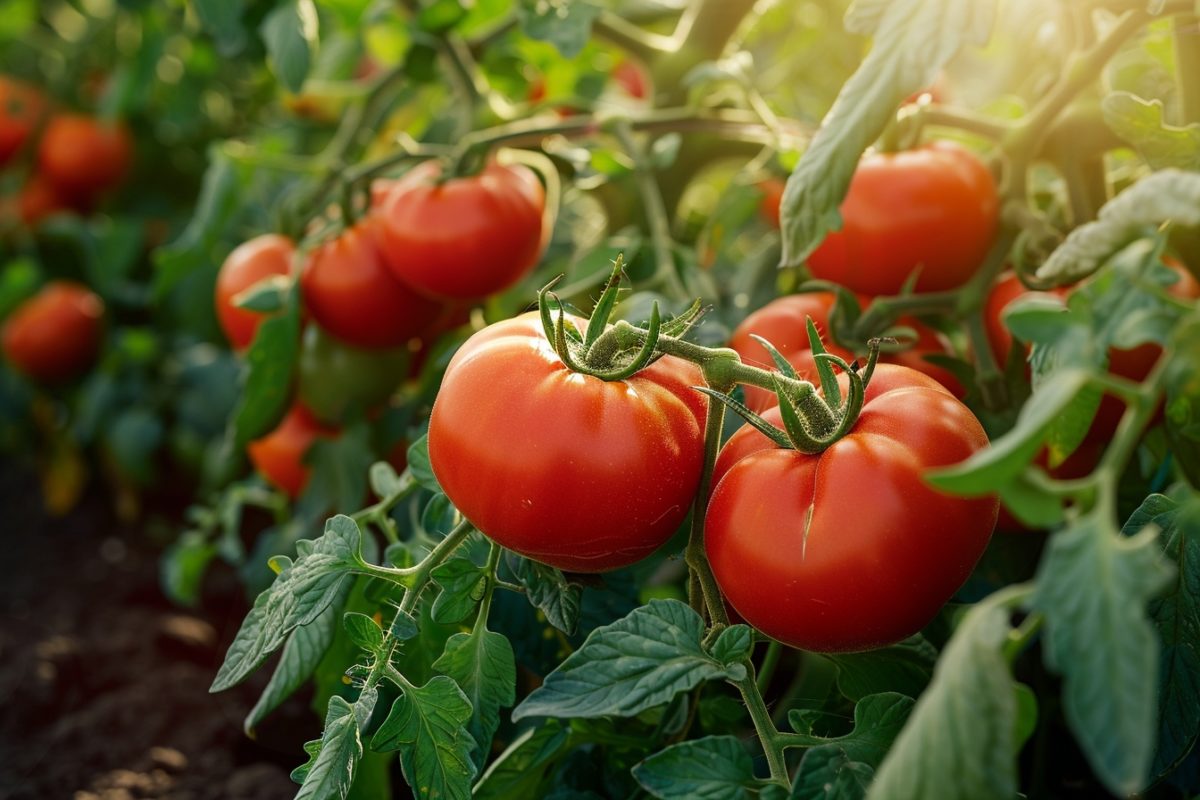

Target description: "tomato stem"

left=733, top=667, right=790, bottom=786
left=684, top=383, right=733, bottom=625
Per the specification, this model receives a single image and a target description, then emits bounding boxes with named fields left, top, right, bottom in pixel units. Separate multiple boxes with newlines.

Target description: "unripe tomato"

left=807, top=142, right=998, bottom=295
left=0, top=77, right=47, bottom=166
left=300, top=221, right=443, bottom=349
left=428, top=312, right=706, bottom=573
left=247, top=403, right=338, bottom=498
left=706, top=364, right=997, bottom=652
left=373, top=160, right=545, bottom=300
left=37, top=115, right=133, bottom=198
left=215, top=234, right=295, bottom=351
left=297, top=325, right=410, bottom=424
left=2, top=281, right=104, bottom=383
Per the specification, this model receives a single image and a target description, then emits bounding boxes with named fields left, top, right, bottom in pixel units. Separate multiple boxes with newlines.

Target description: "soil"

left=0, top=463, right=315, bottom=800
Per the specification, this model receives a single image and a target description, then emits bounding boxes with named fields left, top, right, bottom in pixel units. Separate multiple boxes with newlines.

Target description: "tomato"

left=706, top=364, right=997, bottom=652
left=2, top=281, right=104, bottom=383
left=886, top=317, right=963, bottom=397
left=0, top=77, right=47, bottom=166
left=373, top=160, right=545, bottom=300
left=37, top=115, right=133, bottom=198
left=613, top=59, right=650, bottom=100
left=297, top=325, right=410, bottom=424
left=759, top=178, right=785, bottom=228
left=17, top=174, right=81, bottom=226
left=301, top=221, right=443, bottom=349
left=246, top=403, right=338, bottom=498
left=215, top=234, right=295, bottom=351
left=807, top=141, right=998, bottom=295
left=428, top=312, right=706, bottom=572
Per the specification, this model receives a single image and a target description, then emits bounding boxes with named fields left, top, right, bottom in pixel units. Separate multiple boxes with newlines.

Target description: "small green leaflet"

left=506, top=552, right=583, bottom=635
left=512, top=599, right=746, bottom=720
left=779, top=0, right=997, bottom=267
left=824, top=637, right=937, bottom=702
left=343, top=612, right=384, bottom=653
left=632, top=736, right=756, bottom=800
left=433, top=626, right=517, bottom=771
left=1036, top=169, right=1200, bottom=285
left=260, top=0, right=319, bottom=94
left=232, top=281, right=302, bottom=447
left=372, top=675, right=477, bottom=800
left=211, top=515, right=364, bottom=692
left=867, top=596, right=1019, bottom=800
left=516, top=0, right=602, bottom=59
left=1102, top=92, right=1200, bottom=171
left=293, top=689, right=378, bottom=800
left=473, top=721, right=571, bottom=799
left=431, top=557, right=487, bottom=624
left=709, top=624, right=754, bottom=667
left=407, top=435, right=442, bottom=492
left=1031, top=513, right=1175, bottom=796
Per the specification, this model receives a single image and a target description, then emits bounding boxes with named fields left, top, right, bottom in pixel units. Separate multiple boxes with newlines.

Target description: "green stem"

left=905, top=106, right=1015, bottom=142
left=1004, top=612, right=1045, bottom=663
left=757, top=640, right=782, bottom=693
left=594, top=11, right=677, bottom=59
left=355, top=518, right=474, bottom=587
left=684, top=386, right=733, bottom=624
left=1094, top=356, right=1172, bottom=481
left=474, top=543, right=503, bottom=632
left=1174, top=13, right=1200, bottom=124
left=734, top=667, right=789, bottom=786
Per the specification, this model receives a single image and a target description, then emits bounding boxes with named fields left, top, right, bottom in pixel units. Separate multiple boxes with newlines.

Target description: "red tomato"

left=300, top=221, right=443, bottom=350
left=17, top=174, right=81, bottom=226
left=886, top=316, right=963, bottom=398
left=759, top=178, right=785, bottom=228
left=807, top=142, right=998, bottom=295
left=215, top=234, right=295, bottom=351
left=428, top=312, right=706, bottom=572
left=37, top=115, right=133, bottom=198
left=706, top=364, right=997, bottom=652
left=247, top=403, right=338, bottom=498
left=373, top=160, right=545, bottom=300
left=613, top=59, right=650, bottom=100
left=0, top=77, right=47, bottom=166
left=2, top=281, right=104, bottom=383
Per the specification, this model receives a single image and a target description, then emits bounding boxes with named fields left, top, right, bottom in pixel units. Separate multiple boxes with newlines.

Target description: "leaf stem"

left=756, top=640, right=782, bottom=693
left=684, top=385, right=732, bottom=624
left=733, top=668, right=789, bottom=786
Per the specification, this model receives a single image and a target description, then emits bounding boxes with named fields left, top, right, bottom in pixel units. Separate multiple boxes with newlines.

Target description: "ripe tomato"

left=2, top=281, right=104, bottom=383
left=17, top=174, right=81, bottom=226
left=612, top=59, right=649, bottom=100
left=215, top=234, right=295, bottom=351
left=758, top=178, right=785, bottom=228
left=428, top=312, right=706, bottom=572
left=706, top=363, right=997, bottom=652
left=373, top=160, right=545, bottom=300
left=37, top=115, right=133, bottom=198
left=0, top=77, right=47, bottom=166
left=807, top=142, right=998, bottom=295
left=297, top=325, right=410, bottom=424
left=247, top=403, right=338, bottom=498
left=885, top=317, right=963, bottom=397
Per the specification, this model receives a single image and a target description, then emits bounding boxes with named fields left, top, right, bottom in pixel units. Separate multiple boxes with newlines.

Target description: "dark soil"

left=0, top=463, right=312, bottom=800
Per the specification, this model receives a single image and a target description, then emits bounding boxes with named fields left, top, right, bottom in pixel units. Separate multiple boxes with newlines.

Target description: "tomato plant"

left=214, top=234, right=295, bottom=351
left=246, top=403, right=338, bottom=499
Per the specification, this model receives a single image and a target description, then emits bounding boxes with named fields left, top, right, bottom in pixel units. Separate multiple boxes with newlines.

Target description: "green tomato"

left=297, top=325, right=410, bottom=425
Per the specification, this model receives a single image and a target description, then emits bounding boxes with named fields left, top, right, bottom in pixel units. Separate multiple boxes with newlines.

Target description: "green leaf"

left=211, top=515, right=363, bottom=691
left=369, top=461, right=405, bottom=499
left=433, top=626, right=517, bottom=770
left=708, top=625, right=753, bottom=666
left=789, top=693, right=913, bottom=800
left=372, top=676, right=477, bottom=800
left=779, top=0, right=997, bottom=266
left=824, top=636, right=937, bottom=702
left=407, top=435, right=442, bottom=492
left=193, top=0, right=247, bottom=54
left=1013, top=683, right=1039, bottom=750
left=431, top=558, right=487, bottom=624
left=234, top=275, right=290, bottom=313
left=233, top=285, right=301, bottom=447
left=506, top=552, right=583, bottom=635
left=632, top=736, right=755, bottom=800
left=1031, top=512, right=1175, bottom=795
left=1102, top=91, right=1200, bottom=170
left=474, top=721, right=571, bottom=799
left=516, top=0, right=601, bottom=58
left=294, top=690, right=378, bottom=800
left=343, top=612, right=384, bottom=653
left=305, top=425, right=375, bottom=513
left=928, top=369, right=1092, bottom=495
left=794, top=751, right=873, bottom=800
left=512, top=599, right=744, bottom=721
left=245, top=578, right=352, bottom=735
left=419, top=0, right=469, bottom=33
left=161, top=531, right=218, bottom=608
left=260, top=0, right=319, bottom=94
left=1036, top=169, right=1200, bottom=285
left=867, top=597, right=1019, bottom=800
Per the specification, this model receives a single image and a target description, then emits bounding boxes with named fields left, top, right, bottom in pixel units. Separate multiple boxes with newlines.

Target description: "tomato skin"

left=297, top=325, right=410, bottom=424
left=373, top=160, right=545, bottom=300
left=215, top=234, right=295, bottom=351
left=247, top=404, right=338, bottom=498
left=887, top=317, right=963, bottom=397
left=17, top=174, right=81, bottom=226
left=807, top=142, right=998, bottom=295
left=300, top=221, right=443, bottom=350
left=37, top=115, right=133, bottom=198
left=2, top=281, right=104, bottom=383
left=759, top=178, right=785, bottom=228
left=428, top=312, right=707, bottom=573
left=0, top=77, right=47, bottom=166
left=706, top=365, right=996, bottom=652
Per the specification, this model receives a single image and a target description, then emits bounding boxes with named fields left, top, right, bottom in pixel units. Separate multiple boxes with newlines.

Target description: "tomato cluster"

left=217, top=159, right=546, bottom=498
left=0, top=76, right=133, bottom=227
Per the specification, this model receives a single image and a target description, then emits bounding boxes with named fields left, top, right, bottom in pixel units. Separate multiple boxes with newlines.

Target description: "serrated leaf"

left=867, top=598, right=1018, bottom=800
left=433, top=626, right=517, bottom=771
left=507, top=552, right=582, bottom=635
left=632, top=736, right=755, bottom=800
left=211, top=515, right=363, bottom=691
left=1102, top=91, right=1200, bottom=170
left=343, top=612, right=384, bottom=653
left=780, top=0, right=997, bottom=266
left=233, top=285, right=301, bottom=447
left=1037, top=169, right=1200, bottom=284
left=392, top=608, right=420, bottom=641
left=825, top=636, right=937, bottom=702
left=1031, top=513, right=1175, bottom=795
left=372, top=676, right=477, bottom=800
left=431, top=557, right=486, bottom=624
left=709, top=625, right=753, bottom=666
left=260, top=0, right=319, bottom=93
left=512, top=599, right=742, bottom=721
left=516, top=0, right=601, bottom=59
left=294, top=689, right=378, bottom=800
left=407, top=435, right=441, bottom=492
left=790, top=693, right=914, bottom=800
left=245, top=578, right=352, bottom=734
left=474, top=721, right=571, bottom=799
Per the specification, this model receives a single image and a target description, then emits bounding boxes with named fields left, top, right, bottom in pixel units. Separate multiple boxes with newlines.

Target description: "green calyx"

left=537, top=254, right=704, bottom=381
